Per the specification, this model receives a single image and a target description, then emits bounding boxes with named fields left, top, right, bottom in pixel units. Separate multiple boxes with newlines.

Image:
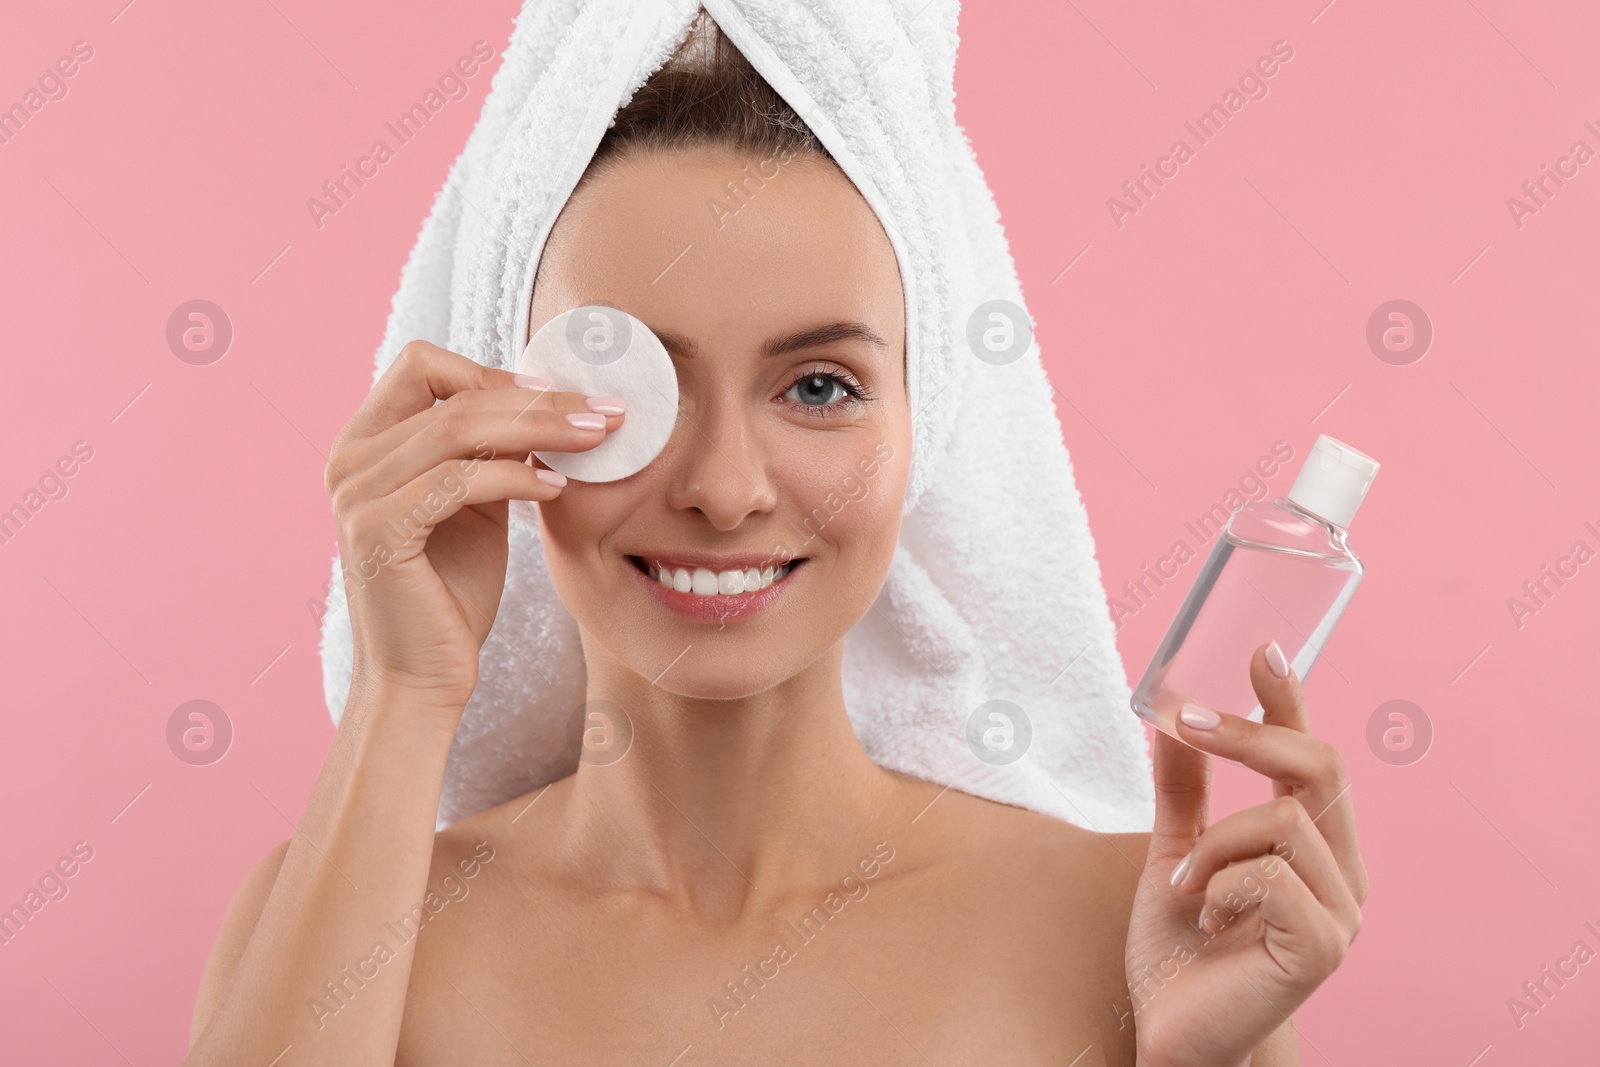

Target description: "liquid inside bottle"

left=1131, top=435, right=1379, bottom=743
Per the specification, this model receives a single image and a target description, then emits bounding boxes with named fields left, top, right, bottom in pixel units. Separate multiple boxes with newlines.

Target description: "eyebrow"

left=651, top=320, right=889, bottom=360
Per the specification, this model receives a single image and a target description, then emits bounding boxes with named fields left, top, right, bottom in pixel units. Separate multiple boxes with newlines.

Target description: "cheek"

left=535, top=484, right=631, bottom=577
left=793, top=437, right=906, bottom=564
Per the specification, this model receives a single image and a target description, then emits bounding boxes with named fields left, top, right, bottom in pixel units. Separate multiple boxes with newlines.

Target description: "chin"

left=645, top=658, right=798, bottom=702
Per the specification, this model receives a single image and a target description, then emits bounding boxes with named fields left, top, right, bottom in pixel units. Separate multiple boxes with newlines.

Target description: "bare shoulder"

left=882, top=773, right=1154, bottom=940
left=882, top=779, right=1153, bottom=1060
left=922, top=791, right=1154, bottom=994
left=896, top=775, right=1153, bottom=904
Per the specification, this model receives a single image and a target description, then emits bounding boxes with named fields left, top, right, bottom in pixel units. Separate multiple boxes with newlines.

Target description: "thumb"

left=1149, top=726, right=1211, bottom=849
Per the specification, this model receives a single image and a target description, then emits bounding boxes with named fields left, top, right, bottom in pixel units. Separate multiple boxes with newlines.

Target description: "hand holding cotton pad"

left=515, top=305, right=679, bottom=482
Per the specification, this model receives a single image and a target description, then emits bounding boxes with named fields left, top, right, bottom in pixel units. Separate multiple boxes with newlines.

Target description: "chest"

left=393, top=869, right=1134, bottom=1066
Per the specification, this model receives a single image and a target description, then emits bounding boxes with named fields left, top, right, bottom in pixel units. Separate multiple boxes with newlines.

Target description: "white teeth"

left=645, top=559, right=795, bottom=596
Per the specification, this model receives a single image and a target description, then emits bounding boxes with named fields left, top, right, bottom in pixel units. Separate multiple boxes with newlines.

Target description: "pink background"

left=2, top=0, right=1596, bottom=1061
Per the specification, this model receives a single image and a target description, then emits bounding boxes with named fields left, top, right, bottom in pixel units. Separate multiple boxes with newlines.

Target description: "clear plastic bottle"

left=1131, top=435, right=1380, bottom=744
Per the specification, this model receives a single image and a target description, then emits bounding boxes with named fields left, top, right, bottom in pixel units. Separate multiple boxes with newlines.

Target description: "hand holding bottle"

left=1125, top=640, right=1369, bottom=1067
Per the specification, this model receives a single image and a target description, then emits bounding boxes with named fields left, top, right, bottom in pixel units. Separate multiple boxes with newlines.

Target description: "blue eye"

left=782, top=367, right=872, bottom=418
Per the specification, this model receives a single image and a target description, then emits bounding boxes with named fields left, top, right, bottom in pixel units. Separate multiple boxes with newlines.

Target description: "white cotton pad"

left=515, top=305, right=679, bottom=483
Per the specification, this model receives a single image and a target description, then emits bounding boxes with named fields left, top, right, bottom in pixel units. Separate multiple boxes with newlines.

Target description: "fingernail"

left=1265, top=639, right=1290, bottom=679
left=513, top=374, right=552, bottom=390
left=1169, top=853, right=1192, bottom=887
left=565, top=412, right=607, bottom=430
left=585, top=395, right=626, bottom=415
left=535, top=468, right=566, bottom=487
left=1179, top=702, right=1221, bottom=730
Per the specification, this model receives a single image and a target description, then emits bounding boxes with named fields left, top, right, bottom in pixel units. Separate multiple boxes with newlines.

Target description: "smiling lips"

left=627, top=554, right=805, bottom=623
left=648, top=559, right=796, bottom=595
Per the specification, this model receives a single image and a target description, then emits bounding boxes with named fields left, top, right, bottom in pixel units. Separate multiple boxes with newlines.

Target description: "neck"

left=551, top=633, right=902, bottom=922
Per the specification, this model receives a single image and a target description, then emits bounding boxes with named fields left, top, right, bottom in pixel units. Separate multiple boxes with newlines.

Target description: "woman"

left=187, top=11, right=1365, bottom=1065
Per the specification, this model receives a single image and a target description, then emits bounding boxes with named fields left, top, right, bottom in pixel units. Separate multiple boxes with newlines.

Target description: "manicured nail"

left=1169, top=853, right=1192, bottom=887
left=565, top=412, right=607, bottom=429
left=535, top=468, right=566, bottom=487
left=1265, top=639, right=1290, bottom=679
left=585, top=395, right=626, bottom=415
left=513, top=374, right=552, bottom=390
left=1179, top=702, right=1221, bottom=730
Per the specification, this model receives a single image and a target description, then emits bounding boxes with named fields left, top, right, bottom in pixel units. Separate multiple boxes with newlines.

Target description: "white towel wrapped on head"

left=319, top=0, right=1156, bottom=834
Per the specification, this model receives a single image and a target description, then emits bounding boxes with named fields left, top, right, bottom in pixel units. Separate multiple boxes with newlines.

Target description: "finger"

left=1171, top=795, right=1360, bottom=933
left=345, top=457, right=567, bottom=559
left=1195, top=852, right=1354, bottom=988
left=1176, top=647, right=1364, bottom=900
left=357, top=388, right=622, bottom=498
left=343, top=340, right=533, bottom=444
left=1189, top=854, right=1278, bottom=939
left=1175, top=703, right=1340, bottom=791
left=1254, top=638, right=1310, bottom=734
left=365, top=377, right=613, bottom=456
left=328, top=341, right=544, bottom=500
left=1150, top=727, right=1212, bottom=858
left=1252, top=639, right=1369, bottom=903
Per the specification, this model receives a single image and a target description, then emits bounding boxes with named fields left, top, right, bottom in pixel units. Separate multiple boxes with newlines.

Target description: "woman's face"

left=528, top=146, right=911, bottom=699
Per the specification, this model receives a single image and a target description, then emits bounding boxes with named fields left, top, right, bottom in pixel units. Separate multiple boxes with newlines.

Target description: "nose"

left=664, top=398, right=778, bottom=531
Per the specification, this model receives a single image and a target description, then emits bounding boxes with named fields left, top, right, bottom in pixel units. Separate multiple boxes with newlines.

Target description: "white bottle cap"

left=1286, top=435, right=1380, bottom=529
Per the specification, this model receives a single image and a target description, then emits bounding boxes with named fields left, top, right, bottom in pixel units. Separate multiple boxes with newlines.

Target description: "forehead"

left=529, top=148, right=905, bottom=353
